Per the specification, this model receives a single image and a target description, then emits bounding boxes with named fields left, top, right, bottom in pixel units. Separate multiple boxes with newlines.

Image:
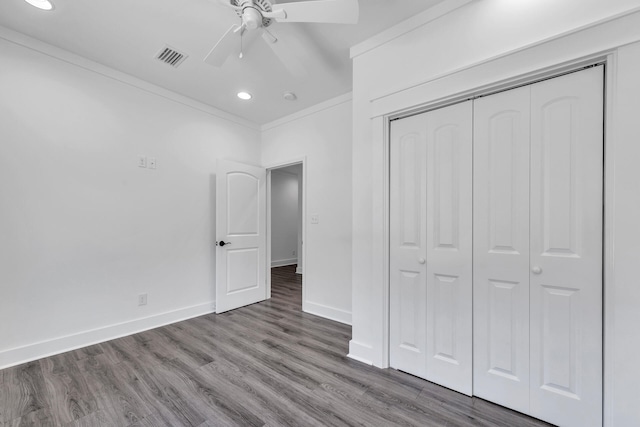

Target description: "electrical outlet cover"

left=138, top=293, right=148, bottom=306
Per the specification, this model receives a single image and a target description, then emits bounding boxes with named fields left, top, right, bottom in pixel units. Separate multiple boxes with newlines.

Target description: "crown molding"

left=350, top=0, right=473, bottom=59
left=0, top=25, right=261, bottom=131
left=261, top=92, right=352, bottom=132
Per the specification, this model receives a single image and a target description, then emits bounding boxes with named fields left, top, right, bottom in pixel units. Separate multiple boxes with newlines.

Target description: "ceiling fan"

left=204, top=0, right=359, bottom=78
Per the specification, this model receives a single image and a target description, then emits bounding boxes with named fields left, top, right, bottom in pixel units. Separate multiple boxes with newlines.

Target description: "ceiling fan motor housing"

left=233, top=0, right=274, bottom=29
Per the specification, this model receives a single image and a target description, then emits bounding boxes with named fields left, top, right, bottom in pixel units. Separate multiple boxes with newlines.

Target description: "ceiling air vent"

left=155, top=46, right=188, bottom=68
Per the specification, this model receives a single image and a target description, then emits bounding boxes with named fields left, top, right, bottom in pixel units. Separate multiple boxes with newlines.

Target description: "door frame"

left=265, top=156, right=307, bottom=309
left=377, top=53, right=616, bottom=424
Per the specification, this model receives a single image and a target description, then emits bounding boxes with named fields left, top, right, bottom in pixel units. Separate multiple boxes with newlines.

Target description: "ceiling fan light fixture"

left=242, top=7, right=264, bottom=30
left=24, top=0, right=54, bottom=10
left=237, top=91, right=253, bottom=100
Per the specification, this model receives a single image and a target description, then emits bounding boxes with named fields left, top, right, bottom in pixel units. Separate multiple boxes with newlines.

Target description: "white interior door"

left=473, top=86, right=531, bottom=413
left=529, top=66, right=603, bottom=427
left=424, top=101, right=473, bottom=396
left=389, top=102, right=473, bottom=396
left=389, top=113, right=428, bottom=378
left=216, top=159, right=267, bottom=314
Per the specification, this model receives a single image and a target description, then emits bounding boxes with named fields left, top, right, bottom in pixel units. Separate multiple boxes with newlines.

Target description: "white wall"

left=270, top=169, right=299, bottom=266
left=262, top=95, right=353, bottom=324
left=0, top=31, right=261, bottom=368
left=349, top=2, right=640, bottom=426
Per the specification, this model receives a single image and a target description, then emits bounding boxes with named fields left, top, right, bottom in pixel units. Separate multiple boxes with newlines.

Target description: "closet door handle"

left=531, top=266, right=542, bottom=275
left=418, top=258, right=426, bottom=264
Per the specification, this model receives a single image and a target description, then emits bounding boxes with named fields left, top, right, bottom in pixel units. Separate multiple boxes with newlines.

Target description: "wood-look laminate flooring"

left=0, top=265, right=551, bottom=427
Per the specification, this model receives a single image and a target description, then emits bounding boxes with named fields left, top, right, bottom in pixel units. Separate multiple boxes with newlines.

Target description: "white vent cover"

left=155, top=46, right=188, bottom=68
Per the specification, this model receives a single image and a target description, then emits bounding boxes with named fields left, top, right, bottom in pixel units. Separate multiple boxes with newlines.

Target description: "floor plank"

left=0, top=265, right=551, bottom=426
left=40, top=352, right=97, bottom=425
left=0, top=362, right=49, bottom=424
left=78, top=354, right=152, bottom=426
left=63, top=410, right=111, bottom=427
left=3, top=407, right=56, bottom=427
left=109, top=352, right=206, bottom=427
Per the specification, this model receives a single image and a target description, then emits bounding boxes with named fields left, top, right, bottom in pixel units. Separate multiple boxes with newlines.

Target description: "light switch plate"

left=148, top=157, right=157, bottom=169
left=311, top=214, right=319, bottom=224
left=138, top=156, right=147, bottom=168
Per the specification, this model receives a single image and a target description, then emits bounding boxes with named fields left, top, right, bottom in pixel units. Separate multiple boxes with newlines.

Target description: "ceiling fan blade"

left=261, top=29, right=309, bottom=80
left=264, top=0, right=359, bottom=24
left=204, top=24, right=242, bottom=67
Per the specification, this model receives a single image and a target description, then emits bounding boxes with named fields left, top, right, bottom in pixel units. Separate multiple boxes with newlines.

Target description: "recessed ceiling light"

left=24, top=0, right=54, bottom=10
left=237, top=91, right=252, bottom=100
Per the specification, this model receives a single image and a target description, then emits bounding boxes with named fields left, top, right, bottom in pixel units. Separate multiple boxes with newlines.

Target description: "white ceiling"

left=0, top=0, right=444, bottom=124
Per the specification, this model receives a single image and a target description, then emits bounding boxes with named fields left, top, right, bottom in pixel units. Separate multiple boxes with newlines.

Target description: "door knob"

left=418, top=258, right=426, bottom=264
left=217, top=240, right=231, bottom=247
left=531, top=266, right=542, bottom=274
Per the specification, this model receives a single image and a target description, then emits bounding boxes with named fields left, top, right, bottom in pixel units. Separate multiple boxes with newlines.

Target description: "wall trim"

left=0, top=25, right=259, bottom=131
left=0, top=302, right=215, bottom=370
left=261, top=92, right=352, bottom=131
left=304, top=301, right=352, bottom=325
left=603, top=51, right=618, bottom=427
left=377, top=116, right=391, bottom=369
left=347, top=341, right=374, bottom=365
left=350, top=0, right=473, bottom=59
left=271, top=258, right=298, bottom=268
left=369, top=5, right=640, bottom=107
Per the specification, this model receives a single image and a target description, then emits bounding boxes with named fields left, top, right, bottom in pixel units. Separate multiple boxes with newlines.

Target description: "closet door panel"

left=529, top=66, right=603, bottom=427
left=425, top=101, right=473, bottom=396
left=389, top=113, right=428, bottom=378
left=473, top=87, right=531, bottom=413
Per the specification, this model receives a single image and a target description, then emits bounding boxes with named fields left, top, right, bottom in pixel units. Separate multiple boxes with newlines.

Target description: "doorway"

left=266, top=160, right=305, bottom=307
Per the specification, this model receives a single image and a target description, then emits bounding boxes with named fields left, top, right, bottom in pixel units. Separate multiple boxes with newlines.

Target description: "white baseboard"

left=348, top=340, right=374, bottom=365
left=303, top=301, right=352, bottom=325
left=271, top=258, right=298, bottom=268
left=295, top=266, right=303, bottom=274
left=0, top=302, right=215, bottom=370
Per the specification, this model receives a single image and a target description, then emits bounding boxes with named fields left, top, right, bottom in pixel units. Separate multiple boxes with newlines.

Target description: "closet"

left=389, top=66, right=603, bottom=427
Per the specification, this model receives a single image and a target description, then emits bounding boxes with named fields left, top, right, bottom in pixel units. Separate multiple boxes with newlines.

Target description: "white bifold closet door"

left=473, top=66, right=603, bottom=427
left=390, top=101, right=473, bottom=396
left=473, top=85, right=532, bottom=413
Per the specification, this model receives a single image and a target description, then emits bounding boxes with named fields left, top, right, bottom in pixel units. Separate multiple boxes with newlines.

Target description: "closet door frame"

left=375, top=53, right=617, bottom=426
